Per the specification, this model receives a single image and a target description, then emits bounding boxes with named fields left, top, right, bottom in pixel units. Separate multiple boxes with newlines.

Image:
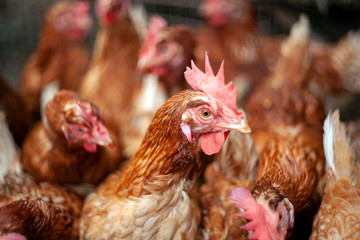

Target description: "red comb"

left=229, top=187, right=272, bottom=240
left=184, top=53, right=239, bottom=114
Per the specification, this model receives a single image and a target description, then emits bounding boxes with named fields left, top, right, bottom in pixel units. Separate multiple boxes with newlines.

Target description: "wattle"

left=200, top=131, right=228, bottom=155
left=83, top=142, right=97, bottom=153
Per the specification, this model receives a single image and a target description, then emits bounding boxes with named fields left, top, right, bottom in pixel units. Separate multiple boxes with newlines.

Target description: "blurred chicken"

left=20, top=0, right=92, bottom=120
left=229, top=16, right=326, bottom=240
left=195, top=0, right=275, bottom=104
left=78, top=0, right=142, bottom=144
left=123, top=15, right=196, bottom=157
left=0, top=74, right=32, bottom=147
left=197, top=0, right=360, bottom=111
left=79, top=54, right=251, bottom=239
left=200, top=129, right=259, bottom=240
left=138, top=15, right=196, bottom=95
left=309, top=31, right=360, bottom=111
left=310, top=110, right=360, bottom=239
left=21, top=90, right=121, bottom=189
left=0, top=110, right=82, bottom=240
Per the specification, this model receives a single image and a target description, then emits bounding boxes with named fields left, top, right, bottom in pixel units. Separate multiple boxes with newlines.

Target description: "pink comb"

left=184, top=53, right=241, bottom=117
left=139, top=15, right=167, bottom=56
left=73, top=1, right=90, bottom=15
left=229, top=187, right=272, bottom=240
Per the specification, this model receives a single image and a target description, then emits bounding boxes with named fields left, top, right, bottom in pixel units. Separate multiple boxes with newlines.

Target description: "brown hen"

left=21, top=90, right=121, bottom=188
left=0, top=110, right=82, bottom=240
left=79, top=54, right=251, bottom=239
left=20, top=0, right=92, bottom=119
left=78, top=0, right=142, bottom=144
left=229, top=16, right=326, bottom=240
left=310, top=110, right=360, bottom=239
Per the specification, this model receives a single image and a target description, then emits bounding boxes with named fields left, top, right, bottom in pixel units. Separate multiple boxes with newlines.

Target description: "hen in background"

left=0, top=110, right=82, bottom=240
left=229, top=16, right=326, bottom=240
left=21, top=90, right=121, bottom=197
left=79, top=54, right=251, bottom=239
left=310, top=110, right=360, bottom=239
left=124, top=15, right=196, bottom=157
left=200, top=129, right=259, bottom=240
left=78, top=0, right=143, bottom=147
left=0, top=74, right=32, bottom=147
left=20, top=0, right=92, bottom=120
left=138, top=15, right=195, bottom=95
left=195, top=0, right=273, bottom=105
left=308, top=31, right=360, bottom=111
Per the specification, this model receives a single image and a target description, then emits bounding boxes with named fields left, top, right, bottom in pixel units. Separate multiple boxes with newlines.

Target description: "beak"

left=226, top=119, right=251, bottom=133
left=137, top=57, right=151, bottom=72
left=94, top=135, right=117, bottom=150
left=102, top=136, right=117, bottom=150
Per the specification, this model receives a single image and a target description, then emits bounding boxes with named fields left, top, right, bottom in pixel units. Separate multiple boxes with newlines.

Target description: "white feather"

left=323, top=112, right=335, bottom=174
left=40, top=80, right=60, bottom=119
left=0, top=111, right=18, bottom=183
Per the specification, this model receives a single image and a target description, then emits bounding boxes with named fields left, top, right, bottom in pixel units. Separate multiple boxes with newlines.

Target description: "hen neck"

left=118, top=90, right=205, bottom=197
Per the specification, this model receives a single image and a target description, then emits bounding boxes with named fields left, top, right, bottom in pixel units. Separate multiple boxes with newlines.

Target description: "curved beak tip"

left=104, top=140, right=117, bottom=150
left=238, top=119, right=251, bottom=133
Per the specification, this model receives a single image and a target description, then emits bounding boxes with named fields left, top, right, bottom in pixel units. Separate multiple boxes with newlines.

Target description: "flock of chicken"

left=1, top=0, right=360, bottom=239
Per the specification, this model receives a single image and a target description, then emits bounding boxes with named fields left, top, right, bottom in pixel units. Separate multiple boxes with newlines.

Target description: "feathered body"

left=0, top=75, right=32, bottom=147
left=200, top=130, right=259, bottom=240
left=20, top=1, right=91, bottom=118
left=80, top=55, right=250, bottom=239
left=78, top=0, right=142, bottom=138
left=21, top=90, right=120, bottom=185
left=230, top=16, right=326, bottom=240
left=310, top=111, right=360, bottom=239
left=0, top=110, right=82, bottom=240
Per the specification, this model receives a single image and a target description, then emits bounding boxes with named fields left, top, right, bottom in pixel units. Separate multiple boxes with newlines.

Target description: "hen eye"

left=200, top=109, right=213, bottom=119
left=77, top=128, right=84, bottom=133
left=279, top=212, right=283, bottom=221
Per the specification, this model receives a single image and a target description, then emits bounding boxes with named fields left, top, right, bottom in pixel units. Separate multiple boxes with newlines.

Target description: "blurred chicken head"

left=52, top=1, right=93, bottom=41
left=60, top=100, right=116, bottom=153
left=137, top=15, right=184, bottom=78
left=180, top=53, right=250, bottom=155
left=229, top=187, right=294, bottom=240
left=96, top=0, right=131, bottom=25
left=199, top=0, right=253, bottom=26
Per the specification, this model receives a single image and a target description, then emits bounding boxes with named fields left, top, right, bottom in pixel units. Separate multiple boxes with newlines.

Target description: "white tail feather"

left=0, top=111, right=19, bottom=183
left=40, top=80, right=60, bottom=119
left=323, top=111, right=335, bottom=174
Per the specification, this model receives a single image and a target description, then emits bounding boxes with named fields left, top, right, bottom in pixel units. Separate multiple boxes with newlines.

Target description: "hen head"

left=199, top=0, right=253, bottom=26
left=137, top=16, right=185, bottom=78
left=46, top=90, right=116, bottom=153
left=229, top=188, right=294, bottom=240
left=51, top=1, right=93, bottom=41
left=96, top=0, right=131, bottom=25
left=179, top=53, right=250, bottom=155
left=0, top=233, right=27, bottom=240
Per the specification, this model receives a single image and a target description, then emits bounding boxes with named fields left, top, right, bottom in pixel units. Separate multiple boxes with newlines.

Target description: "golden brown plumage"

left=21, top=90, right=121, bottom=185
left=20, top=1, right=91, bottom=119
left=230, top=16, right=326, bottom=240
left=0, top=75, right=32, bottom=147
left=78, top=0, right=142, bottom=142
left=200, top=131, right=259, bottom=239
left=0, top=110, right=82, bottom=240
left=310, top=110, right=360, bottom=239
left=79, top=55, right=251, bottom=239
